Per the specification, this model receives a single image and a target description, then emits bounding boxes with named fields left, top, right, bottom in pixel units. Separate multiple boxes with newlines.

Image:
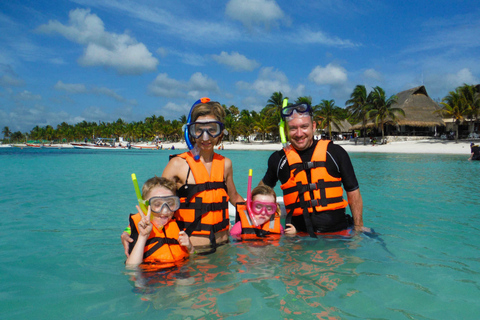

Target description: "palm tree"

left=265, top=91, right=285, bottom=123
left=458, top=84, right=480, bottom=133
left=295, top=96, right=313, bottom=106
left=253, top=110, right=276, bottom=142
left=315, top=99, right=343, bottom=139
left=2, top=126, right=11, bottom=142
left=346, top=85, right=371, bottom=145
left=366, top=86, right=404, bottom=144
left=437, top=89, right=470, bottom=143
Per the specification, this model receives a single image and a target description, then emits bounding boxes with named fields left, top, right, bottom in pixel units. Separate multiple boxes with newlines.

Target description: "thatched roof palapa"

left=394, top=86, right=445, bottom=127
left=351, top=85, right=445, bottom=130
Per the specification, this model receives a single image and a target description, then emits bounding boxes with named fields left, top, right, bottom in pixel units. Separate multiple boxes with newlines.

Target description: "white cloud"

left=426, top=68, right=479, bottom=98
left=237, top=67, right=304, bottom=98
left=188, top=72, right=220, bottom=92
left=0, top=74, right=24, bottom=87
left=156, top=47, right=168, bottom=58
left=148, top=73, right=186, bottom=98
left=53, top=80, right=135, bottom=104
left=308, top=63, right=347, bottom=85
left=363, top=68, right=383, bottom=81
left=290, top=27, right=358, bottom=48
left=226, top=0, right=284, bottom=28
left=15, top=90, right=42, bottom=101
left=54, top=80, right=87, bottom=94
left=148, top=72, right=219, bottom=98
left=212, top=51, right=260, bottom=71
left=37, top=8, right=158, bottom=75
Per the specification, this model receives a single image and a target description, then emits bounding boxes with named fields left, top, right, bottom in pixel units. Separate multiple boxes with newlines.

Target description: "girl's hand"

left=178, top=231, right=193, bottom=252
left=284, top=223, right=297, bottom=235
left=137, top=205, right=152, bottom=237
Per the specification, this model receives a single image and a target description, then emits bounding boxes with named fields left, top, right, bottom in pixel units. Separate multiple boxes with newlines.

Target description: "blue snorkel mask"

left=183, top=97, right=211, bottom=160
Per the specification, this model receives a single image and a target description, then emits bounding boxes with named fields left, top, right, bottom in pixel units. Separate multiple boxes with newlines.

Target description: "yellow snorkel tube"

left=131, top=173, right=147, bottom=215
left=279, top=98, right=288, bottom=147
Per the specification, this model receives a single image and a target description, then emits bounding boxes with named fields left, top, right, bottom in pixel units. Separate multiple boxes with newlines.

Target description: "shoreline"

left=4, top=139, right=475, bottom=155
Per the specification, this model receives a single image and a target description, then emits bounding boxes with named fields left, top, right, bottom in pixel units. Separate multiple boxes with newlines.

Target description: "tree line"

left=2, top=83, right=479, bottom=144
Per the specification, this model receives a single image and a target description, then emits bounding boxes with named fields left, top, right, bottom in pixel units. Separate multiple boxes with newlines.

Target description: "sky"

left=1, top=0, right=479, bottom=134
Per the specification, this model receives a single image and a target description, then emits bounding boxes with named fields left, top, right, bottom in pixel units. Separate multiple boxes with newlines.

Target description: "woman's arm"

left=224, top=157, right=245, bottom=206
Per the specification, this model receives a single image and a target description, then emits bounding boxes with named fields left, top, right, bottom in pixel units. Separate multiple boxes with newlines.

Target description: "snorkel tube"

left=279, top=98, right=288, bottom=147
left=246, top=169, right=259, bottom=226
left=131, top=173, right=147, bottom=215
left=184, top=97, right=211, bottom=160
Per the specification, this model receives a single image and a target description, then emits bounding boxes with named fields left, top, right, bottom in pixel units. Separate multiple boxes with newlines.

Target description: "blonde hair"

left=142, top=176, right=176, bottom=199
left=191, top=101, right=226, bottom=123
left=251, top=185, right=276, bottom=200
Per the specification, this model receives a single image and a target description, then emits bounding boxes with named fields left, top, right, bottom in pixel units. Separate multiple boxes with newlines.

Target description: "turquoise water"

left=1, top=147, right=479, bottom=319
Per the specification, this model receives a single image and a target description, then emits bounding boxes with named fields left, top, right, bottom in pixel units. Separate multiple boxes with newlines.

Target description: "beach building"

left=318, top=119, right=353, bottom=140
left=352, top=86, right=445, bottom=141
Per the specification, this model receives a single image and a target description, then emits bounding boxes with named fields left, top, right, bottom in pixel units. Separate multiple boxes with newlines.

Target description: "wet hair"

left=191, top=101, right=226, bottom=123
left=251, top=185, right=276, bottom=200
left=142, top=176, right=176, bottom=199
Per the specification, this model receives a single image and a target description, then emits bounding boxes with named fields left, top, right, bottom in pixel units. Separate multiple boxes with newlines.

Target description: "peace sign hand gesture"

left=136, top=205, right=152, bottom=237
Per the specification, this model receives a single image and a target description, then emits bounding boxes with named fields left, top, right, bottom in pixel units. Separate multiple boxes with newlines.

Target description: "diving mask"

left=142, top=195, right=180, bottom=214
left=188, top=120, right=225, bottom=139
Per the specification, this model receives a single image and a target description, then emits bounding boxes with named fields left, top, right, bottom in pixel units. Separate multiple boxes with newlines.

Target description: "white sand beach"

left=8, top=139, right=474, bottom=156
left=162, top=139, right=474, bottom=156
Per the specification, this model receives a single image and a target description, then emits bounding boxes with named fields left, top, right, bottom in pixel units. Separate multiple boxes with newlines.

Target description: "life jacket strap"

left=177, top=181, right=227, bottom=199
left=143, top=236, right=179, bottom=259
left=290, top=160, right=326, bottom=176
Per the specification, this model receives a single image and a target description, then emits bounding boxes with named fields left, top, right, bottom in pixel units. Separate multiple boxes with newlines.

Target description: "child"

left=230, top=185, right=297, bottom=239
left=126, top=177, right=193, bottom=267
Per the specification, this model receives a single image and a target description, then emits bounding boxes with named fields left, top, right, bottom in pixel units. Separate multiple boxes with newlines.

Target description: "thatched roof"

left=394, top=86, right=445, bottom=127
left=317, top=119, right=352, bottom=133
left=352, top=86, right=445, bottom=129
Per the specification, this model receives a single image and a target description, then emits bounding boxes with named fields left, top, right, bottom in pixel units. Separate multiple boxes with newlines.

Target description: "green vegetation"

left=2, top=84, right=478, bottom=144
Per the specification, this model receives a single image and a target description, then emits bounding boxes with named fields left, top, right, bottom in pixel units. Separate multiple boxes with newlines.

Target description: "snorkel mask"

left=246, top=169, right=277, bottom=227
left=183, top=97, right=211, bottom=160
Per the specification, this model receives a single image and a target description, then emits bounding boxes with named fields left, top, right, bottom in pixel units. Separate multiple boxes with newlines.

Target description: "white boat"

left=71, top=138, right=130, bottom=150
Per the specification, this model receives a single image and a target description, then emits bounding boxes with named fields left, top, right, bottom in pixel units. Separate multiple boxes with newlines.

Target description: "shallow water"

left=0, top=147, right=479, bottom=319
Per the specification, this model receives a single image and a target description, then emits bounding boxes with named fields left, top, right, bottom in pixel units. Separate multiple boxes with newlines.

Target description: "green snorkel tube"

left=279, top=98, right=288, bottom=147
left=131, top=173, right=147, bottom=215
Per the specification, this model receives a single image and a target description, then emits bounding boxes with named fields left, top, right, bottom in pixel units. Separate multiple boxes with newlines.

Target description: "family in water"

left=122, top=98, right=370, bottom=268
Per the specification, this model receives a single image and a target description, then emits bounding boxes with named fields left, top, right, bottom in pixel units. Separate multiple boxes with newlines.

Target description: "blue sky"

left=1, top=0, right=479, bottom=133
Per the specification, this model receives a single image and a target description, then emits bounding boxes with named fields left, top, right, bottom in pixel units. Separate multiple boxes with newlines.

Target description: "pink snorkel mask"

left=246, top=169, right=277, bottom=226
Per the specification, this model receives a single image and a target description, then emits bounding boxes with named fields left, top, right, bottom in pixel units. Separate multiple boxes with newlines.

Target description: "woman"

left=122, top=100, right=243, bottom=255
left=162, top=101, right=243, bottom=251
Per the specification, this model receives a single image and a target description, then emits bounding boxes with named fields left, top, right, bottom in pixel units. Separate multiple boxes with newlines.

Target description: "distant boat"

left=26, top=143, right=43, bottom=148
left=71, top=137, right=129, bottom=150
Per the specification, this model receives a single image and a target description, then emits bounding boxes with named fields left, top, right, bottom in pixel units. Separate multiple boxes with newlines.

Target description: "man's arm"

left=346, top=189, right=370, bottom=232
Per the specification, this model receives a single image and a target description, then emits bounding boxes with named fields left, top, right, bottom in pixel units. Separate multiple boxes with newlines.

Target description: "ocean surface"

left=1, top=147, right=479, bottom=319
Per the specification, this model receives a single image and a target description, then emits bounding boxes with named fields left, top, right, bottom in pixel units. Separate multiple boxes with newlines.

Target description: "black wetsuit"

left=471, top=145, right=480, bottom=160
left=262, top=139, right=360, bottom=233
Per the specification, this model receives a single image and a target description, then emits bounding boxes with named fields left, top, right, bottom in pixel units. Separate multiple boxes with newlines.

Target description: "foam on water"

left=1, top=147, right=479, bottom=319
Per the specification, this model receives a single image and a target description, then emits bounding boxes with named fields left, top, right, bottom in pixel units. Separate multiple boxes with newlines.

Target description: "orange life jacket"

left=236, top=203, right=281, bottom=239
left=129, top=213, right=189, bottom=264
left=280, top=140, right=348, bottom=217
left=174, top=152, right=230, bottom=240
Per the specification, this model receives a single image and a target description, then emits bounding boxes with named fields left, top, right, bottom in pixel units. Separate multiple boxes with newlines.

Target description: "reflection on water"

left=126, top=236, right=369, bottom=319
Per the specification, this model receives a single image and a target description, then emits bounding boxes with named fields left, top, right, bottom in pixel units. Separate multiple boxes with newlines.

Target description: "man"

left=469, top=142, right=480, bottom=161
left=260, top=103, right=369, bottom=237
